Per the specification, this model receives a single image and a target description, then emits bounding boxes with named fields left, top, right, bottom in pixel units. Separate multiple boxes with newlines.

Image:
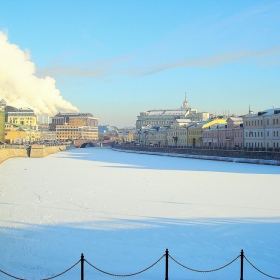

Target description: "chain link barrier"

left=0, top=259, right=80, bottom=280
left=84, top=254, right=165, bottom=277
left=244, top=255, right=280, bottom=279
left=168, top=253, right=240, bottom=273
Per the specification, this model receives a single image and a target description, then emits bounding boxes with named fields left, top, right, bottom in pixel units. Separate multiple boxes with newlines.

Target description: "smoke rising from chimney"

left=0, top=31, right=79, bottom=116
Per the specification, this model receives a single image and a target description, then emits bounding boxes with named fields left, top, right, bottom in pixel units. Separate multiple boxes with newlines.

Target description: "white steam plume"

left=0, top=31, right=79, bottom=116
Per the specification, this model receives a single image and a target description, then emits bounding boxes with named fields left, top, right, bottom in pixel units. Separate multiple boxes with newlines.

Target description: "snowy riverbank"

left=0, top=148, right=279, bottom=280
left=113, top=147, right=280, bottom=166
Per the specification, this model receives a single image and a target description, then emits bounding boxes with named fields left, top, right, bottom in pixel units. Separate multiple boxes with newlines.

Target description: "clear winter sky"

left=0, top=0, right=280, bottom=128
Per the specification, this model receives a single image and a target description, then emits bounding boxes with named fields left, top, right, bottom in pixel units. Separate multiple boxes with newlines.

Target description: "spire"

left=183, top=93, right=190, bottom=109
left=249, top=105, right=253, bottom=115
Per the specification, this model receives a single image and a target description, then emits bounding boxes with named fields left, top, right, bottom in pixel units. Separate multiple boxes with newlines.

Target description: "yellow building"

left=187, top=123, right=204, bottom=147
left=0, top=109, right=5, bottom=142
left=188, top=118, right=227, bottom=147
left=4, top=130, right=26, bottom=144
left=4, top=125, right=41, bottom=144
left=0, top=99, right=6, bottom=142
left=6, top=107, right=37, bottom=126
left=24, top=129, right=41, bottom=143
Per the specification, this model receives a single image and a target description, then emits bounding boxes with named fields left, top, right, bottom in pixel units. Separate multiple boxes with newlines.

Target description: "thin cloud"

left=138, top=46, right=280, bottom=76
left=210, top=2, right=280, bottom=32
left=36, top=45, right=280, bottom=78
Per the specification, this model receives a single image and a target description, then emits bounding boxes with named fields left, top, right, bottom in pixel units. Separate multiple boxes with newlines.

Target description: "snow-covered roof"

left=228, top=117, right=243, bottom=121
left=144, top=109, right=188, bottom=116
left=245, top=108, right=280, bottom=118
left=263, top=108, right=280, bottom=115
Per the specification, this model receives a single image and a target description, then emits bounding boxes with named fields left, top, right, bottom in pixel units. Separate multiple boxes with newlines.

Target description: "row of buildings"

left=1, top=95, right=280, bottom=150
left=0, top=99, right=99, bottom=144
left=134, top=96, right=280, bottom=150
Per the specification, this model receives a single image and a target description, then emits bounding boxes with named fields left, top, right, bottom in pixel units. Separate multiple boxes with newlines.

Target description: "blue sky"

left=1, top=0, right=280, bottom=127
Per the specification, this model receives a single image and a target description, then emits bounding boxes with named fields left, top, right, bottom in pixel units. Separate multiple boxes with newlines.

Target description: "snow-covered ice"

left=0, top=148, right=280, bottom=280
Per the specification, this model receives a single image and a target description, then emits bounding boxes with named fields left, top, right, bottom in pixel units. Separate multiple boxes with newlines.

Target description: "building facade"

left=0, top=99, right=5, bottom=142
left=52, top=113, right=99, bottom=141
left=144, top=126, right=168, bottom=147
left=166, top=119, right=193, bottom=147
left=218, top=118, right=243, bottom=148
left=187, top=122, right=208, bottom=147
left=202, top=118, right=228, bottom=147
left=243, top=108, right=280, bottom=149
left=5, top=106, right=37, bottom=127
left=136, top=95, right=209, bottom=130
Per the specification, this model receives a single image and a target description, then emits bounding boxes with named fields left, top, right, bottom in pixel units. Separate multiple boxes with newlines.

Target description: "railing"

left=0, top=143, right=69, bottom=149
left=115, top=144, right=280, bottom=152
left=1, top=249, right=280, bottom=280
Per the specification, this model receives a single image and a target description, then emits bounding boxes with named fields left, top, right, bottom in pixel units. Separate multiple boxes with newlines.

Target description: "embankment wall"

left=113, top=146, right=280, bottom=165
left=0, top=145, right=67, bottom=164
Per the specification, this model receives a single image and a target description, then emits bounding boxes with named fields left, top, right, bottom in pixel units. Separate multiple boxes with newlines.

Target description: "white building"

left=136, top=95, right=209, bottom=129
left=243, top=108, right=280, bottom=150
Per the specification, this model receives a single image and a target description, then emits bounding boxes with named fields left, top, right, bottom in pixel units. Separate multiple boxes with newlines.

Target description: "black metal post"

left=240, top=249, right=244, bottom=280
left=81, top=253, right=84, bottom=280
left=165, top=249, right=169, bottom=280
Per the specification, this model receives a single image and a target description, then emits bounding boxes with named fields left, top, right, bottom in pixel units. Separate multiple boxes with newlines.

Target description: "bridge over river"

left=74, top=139, right=115, bottom=148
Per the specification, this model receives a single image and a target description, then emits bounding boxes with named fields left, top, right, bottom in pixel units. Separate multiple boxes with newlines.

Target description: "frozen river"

left=0, top=148, right=280, bottom=280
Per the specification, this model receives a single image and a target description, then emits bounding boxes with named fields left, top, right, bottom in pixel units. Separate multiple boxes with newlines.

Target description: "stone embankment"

left=0, top=145, right=68, bottom=164
left=113, top=146, right=280, bottom=166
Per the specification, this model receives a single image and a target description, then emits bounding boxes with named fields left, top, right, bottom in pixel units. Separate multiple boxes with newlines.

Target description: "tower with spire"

left=183, top=92, right=190, bottom=109
left=249, top=105, right=254, bottom=115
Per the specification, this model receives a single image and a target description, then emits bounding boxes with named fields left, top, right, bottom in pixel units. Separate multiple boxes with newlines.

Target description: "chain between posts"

left=2, top=250, right=280, bottom=279
left=168, top=253, right=240, bottom=273
left=244, top=255, right=280, bottom=279
left=84, top=254, right=165, bottom=277
left=0, top=259, right=81, bottom=280
left=0, top=269, right=27, bottom=280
